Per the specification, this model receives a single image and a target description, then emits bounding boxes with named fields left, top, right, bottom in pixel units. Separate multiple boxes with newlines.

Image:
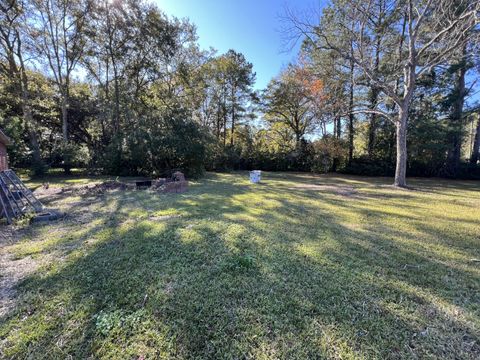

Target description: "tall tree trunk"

left=230, top=86, right=236, bottom=147
left=113, top=70, right=120, bottom=134
left=470, top=114, right=480, bottom=164
left=223, top=108, right=227, bottom=148
left=100, top=115, right=107, bottom=144
left=336, top=117, right=341, bottom=138
left=294, top=113, right=302, bottom=149
left=230, top=100, right=235, bottom=147
left=393, top=41, right=416, bottom=188
left=61, top=94, right=68, bottom=141
left=332, top=116, right=341, bottom=172
left=368, top=22, right=381, bottom=159
left=295, top=132, right=301, bottom=149
left=107, top=6, right=120, bottom=136
left=445, top=54, right=467, bottom=176
left=348, top=107, right=354, bottom=163
left=367, top=87, right=379, bottom=158
left=367, top=89, right=377, bottom=158
left=348, top=57, right=355, bottom=164
left=28, top=128, right=42, bottom=170
left=394, top=106, right=408, bottom=187
left=61, top=83, right=71, bottom=175
left=216, top=109, right=221, bottom=140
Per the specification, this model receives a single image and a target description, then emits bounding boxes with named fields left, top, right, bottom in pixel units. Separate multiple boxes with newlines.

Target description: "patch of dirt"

left=0, top=227, right=41, bottom=318
left=149, top=215, right=182, bottom=221
left=0, top=227, right=17, bottom=247
left=33, top=186, right=64, bottom=197
left=68, top=210, right=100, bottom=225
left=290, top=184, right=358, bottom=197
left=164, top=281, right=175, bottom=295
left=80, top=181, right=136, bottom=195
left=34, top=181, right=136, bottom=199
left=35, top=178, right=189, bottom=203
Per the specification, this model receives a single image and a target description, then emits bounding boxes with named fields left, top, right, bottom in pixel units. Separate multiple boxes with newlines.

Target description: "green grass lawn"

left=1, top=172, right=479, bottom=359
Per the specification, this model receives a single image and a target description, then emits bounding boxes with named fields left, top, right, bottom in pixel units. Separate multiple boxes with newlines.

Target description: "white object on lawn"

left=250, top=170, right=261, bottom=183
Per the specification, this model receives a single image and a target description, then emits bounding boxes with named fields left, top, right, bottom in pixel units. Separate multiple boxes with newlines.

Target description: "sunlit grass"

left=0, top=172, right=479, bottom=359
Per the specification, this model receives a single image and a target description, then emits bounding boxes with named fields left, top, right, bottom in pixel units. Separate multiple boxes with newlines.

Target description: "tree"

left=216, top=50, right=256, bottom=147
left=0, top=0, right=46, bottom=173
left=364, top=0, right=388, bottom=159
left=30, top=0, right=93, bottom=172
left=31, top=0, right=92, bottom=141
left=286, top=0, right=479, bottom=186
left=262, top=64, right=320, bottom=148
left=81, top=0, right=198, bottom=170
left=441, top=44, right=473, bottom=176
left=299, top=45, right=351, bottom=170
left=470, top=112, right=480, bottom=164
left=190, top=50, right=256, bottom=148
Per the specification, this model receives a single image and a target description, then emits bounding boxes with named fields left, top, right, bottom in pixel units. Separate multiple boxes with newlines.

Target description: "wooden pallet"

left=0, top=170, right=43, bottom=224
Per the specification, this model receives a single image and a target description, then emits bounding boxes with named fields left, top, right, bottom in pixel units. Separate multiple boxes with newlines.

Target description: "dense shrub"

left=97, top=111, right=211, bottom=178
left=311, top=137, right=348, bottom=173
left=341, top=157, right=480, bottom=179
left=453, top=163, right=480, bottom=180
left=340, top=156, right=395, bottom=176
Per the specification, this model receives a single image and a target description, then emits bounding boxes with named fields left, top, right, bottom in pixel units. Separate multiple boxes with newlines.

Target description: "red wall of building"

left=0, top=141, right=8, bottom=171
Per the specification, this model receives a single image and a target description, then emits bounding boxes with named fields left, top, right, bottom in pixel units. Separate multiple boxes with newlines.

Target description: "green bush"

left=97, top=110, right=211, bottom=178
left=341, top=156, right=395, bottom=176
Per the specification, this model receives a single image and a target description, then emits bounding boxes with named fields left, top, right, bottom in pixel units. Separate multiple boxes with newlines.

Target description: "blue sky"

left=155, top=0, right=479, bottom=105
left=155, top=0, right=322, bottom=91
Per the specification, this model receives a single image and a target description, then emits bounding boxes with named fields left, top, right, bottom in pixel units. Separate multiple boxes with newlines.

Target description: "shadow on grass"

left=1, top=173, right=479, bottom=358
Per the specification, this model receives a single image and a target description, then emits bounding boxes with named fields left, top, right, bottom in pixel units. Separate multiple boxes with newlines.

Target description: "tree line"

left=1, top=0, right=479, bottom=185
